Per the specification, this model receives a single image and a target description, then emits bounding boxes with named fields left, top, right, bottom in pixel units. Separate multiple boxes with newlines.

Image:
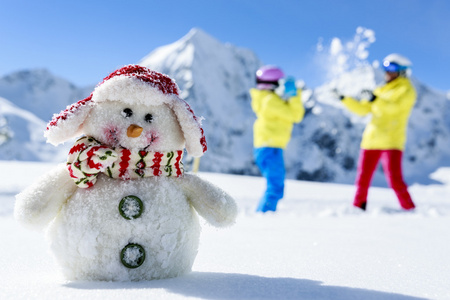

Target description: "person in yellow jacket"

left=251, top=65, right=305, bottom=212
left=338, top=54, right=416, bottom=211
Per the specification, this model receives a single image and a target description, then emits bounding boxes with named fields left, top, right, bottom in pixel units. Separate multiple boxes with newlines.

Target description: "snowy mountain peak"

left=0, top=69, right=92, bottom=121
left=139, top=28, right=249, bottom=77
left=139, top=28, right=262, bottom=174
left=181, top=27, right=220, bottom=46
left=1, top=28, right=449, bottom=187
left=1, top=69, right=59, bottom=87
left=0, top=96, right=67, bottom=161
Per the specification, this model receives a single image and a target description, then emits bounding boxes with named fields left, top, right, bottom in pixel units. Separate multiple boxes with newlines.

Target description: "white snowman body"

left=49, top=176, right=200, bottom=281
left=15, top=66, right=237, bottom=281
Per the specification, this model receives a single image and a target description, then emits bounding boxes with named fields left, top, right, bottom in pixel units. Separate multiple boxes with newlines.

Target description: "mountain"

left=290, top=66, right=450, bottom=185
left=1, top=28, right=449, bottom=185
left=0, top=97, right=67, bottom=161
left=0, top=69, right=93, bottom=122
left=140, top=28, right=262, bottom=174
left=0, top=69, right=93, bottom=161
left=140, top=28, right=450, bottom=185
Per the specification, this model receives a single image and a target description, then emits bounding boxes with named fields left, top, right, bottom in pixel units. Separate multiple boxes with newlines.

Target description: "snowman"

left=15, top=65, right=237, bottom=281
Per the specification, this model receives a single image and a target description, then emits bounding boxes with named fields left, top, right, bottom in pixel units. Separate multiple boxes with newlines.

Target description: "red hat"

left=45, top=65, right=207, bottom=157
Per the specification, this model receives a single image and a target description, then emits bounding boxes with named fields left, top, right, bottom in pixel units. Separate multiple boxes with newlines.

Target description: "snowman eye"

left=144, top=113, right=153, bottom=123
left=122, top=108, right=133, bottom=118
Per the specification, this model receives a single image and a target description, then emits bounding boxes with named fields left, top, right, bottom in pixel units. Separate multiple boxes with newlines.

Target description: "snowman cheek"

left=103, top=125, right=121, bottom=145
left=145, top=131, right=159, bottom=146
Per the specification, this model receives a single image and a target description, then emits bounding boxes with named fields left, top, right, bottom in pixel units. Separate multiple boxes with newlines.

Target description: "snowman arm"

left=15, top=163, right=77, bottom=230
left=180, top=173, right=237, bottom=227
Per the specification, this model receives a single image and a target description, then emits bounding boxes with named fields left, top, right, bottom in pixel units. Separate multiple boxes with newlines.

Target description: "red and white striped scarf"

left=67, top=136, right=184, bottom=188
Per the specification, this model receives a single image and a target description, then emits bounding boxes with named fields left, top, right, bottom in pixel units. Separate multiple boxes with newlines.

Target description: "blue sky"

left=1, top=0, right=449, bottom=91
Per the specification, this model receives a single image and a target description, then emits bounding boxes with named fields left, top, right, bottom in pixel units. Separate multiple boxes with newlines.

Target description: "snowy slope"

left=0, top=28, right=449, bottom=186
left=1, top=160, right=450, bottom=300
left=0, top=69, right=93, bottom=121
left=293, top=66, right=450, bottom=186
left=0, top=97, right=67, bottom=161
left=0, top=70, right=93, bottom=160
left=291, top=28, right=450, bottom=184
left=139, top=28, right=450, bottom=186
left=140, top=28, right=262, bottom=174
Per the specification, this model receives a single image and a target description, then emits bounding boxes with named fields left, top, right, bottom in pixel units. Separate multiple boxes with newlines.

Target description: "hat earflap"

left=44, top=95, right=94, bottom=146
left=170, top=98, right=207, bottom=157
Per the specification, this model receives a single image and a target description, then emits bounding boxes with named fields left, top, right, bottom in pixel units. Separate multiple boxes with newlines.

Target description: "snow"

left=137, top=28, right=450, bottom=187
left=1, top=28, right=449, bottom=186
left=317, top=27, right=376, bottom=81
left=1, top=160, right=449, bottom=299
left=1, top=26, right=450, bottom=297
left=0, top=97, right=68, bottom=161
left=0, top=69, right=93, bottom=122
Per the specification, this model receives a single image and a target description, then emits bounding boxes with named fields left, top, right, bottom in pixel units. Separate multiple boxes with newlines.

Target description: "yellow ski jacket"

left=251, top=88, right=305, bottom=149
left=341, top=77, right=416, bottom=150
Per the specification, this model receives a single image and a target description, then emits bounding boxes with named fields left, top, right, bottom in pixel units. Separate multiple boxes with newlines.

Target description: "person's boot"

left=353, top=201, right=367, bottom=211
left=256, top=197, right=278, bottom=213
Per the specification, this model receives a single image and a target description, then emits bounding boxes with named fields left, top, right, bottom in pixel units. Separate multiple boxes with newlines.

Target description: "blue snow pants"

left=254, top=147, right=285, bottom=212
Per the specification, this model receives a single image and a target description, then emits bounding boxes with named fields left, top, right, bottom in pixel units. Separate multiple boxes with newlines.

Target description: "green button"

left=121, top=243, right=146, bottom=269
left=119, top=195, right=143, bottom=220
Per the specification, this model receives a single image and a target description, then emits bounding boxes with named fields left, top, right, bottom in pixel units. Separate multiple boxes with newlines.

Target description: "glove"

left=331, top=88, right=345, bottom=101
left=283, top=77, right=297, bottom=98
left=360, top=89, right=377, bottom=102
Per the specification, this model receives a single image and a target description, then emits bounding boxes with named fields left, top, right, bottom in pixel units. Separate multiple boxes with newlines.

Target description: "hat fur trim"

left=44, top=65, right=207, bottom=156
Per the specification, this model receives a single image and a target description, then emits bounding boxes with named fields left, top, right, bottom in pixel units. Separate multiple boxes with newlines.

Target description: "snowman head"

left=45, top=65, right=207, bottom=157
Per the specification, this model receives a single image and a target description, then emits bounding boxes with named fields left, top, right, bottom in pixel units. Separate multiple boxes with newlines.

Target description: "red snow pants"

left=353, top=149, right=415, bottom=210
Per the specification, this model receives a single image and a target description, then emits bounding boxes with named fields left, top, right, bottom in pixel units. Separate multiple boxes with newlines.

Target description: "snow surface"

left=1, top=160, right=449, bottom=300
left=0, top=69, right=93, bottom=121
left=0, top=97, right=67, bottom=161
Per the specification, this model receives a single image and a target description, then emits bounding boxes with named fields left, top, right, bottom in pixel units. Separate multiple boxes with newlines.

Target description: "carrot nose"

left=127, top=124, right=143, bottom=138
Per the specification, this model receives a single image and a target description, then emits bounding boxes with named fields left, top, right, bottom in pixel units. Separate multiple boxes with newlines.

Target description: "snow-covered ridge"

left=0, top=69, right=93, bottom=161
left=139, top=28, right=450, bottom=186
left=0, top=28, right=449, bottom=185
left=299, top=65, right=450, bottom=186
left=0, top=69, right=93, bottom=121
left=0, top=97, right=67, bottom=161
left=140, top=28, right=262, bottom=175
